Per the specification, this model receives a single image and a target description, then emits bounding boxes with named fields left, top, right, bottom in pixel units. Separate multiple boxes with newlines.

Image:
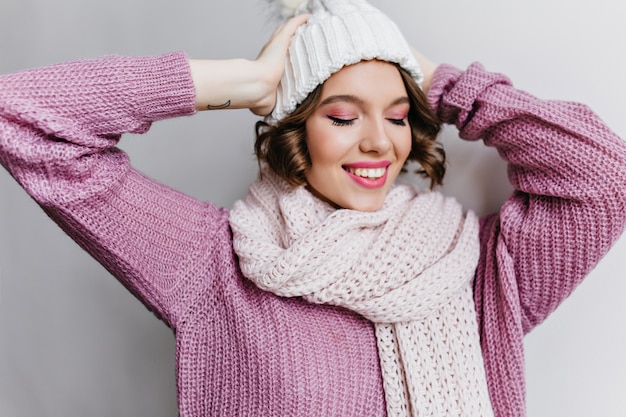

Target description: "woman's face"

left=304, top=60, right=412, bottom=212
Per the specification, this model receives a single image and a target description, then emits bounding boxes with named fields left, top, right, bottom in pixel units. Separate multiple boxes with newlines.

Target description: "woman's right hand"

left=189, top=13, right=310, bottom=115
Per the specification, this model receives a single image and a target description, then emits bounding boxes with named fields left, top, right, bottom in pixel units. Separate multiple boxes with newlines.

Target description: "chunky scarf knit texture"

left=230, top=169, right=494, bottom=416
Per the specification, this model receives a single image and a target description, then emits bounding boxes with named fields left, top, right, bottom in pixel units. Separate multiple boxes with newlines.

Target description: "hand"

left=411, top=47, right=438, bottom=93
left=189, top=14, right=310, bottom=115
left=249, top=13, right=311, bottom=115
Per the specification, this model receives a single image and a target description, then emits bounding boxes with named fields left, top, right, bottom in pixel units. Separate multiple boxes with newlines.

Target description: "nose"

left=359, top=117, right=392, bottom=154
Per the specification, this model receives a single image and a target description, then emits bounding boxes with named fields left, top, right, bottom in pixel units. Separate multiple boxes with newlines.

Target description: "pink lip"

left=342, top=161, right=391, bottom=189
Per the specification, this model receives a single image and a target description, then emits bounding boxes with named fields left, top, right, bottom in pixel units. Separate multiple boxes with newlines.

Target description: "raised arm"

left=426, top=62, right=626, bottom=332
left=0, top=52, right=211, bottom=327
left=0, top=15, right=309, bottom=328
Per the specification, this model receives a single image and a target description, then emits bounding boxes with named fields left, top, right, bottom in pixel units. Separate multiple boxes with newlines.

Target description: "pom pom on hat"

left=265, top=0, right=308, bottom=18
left=265, top=0, right=423, bottom=125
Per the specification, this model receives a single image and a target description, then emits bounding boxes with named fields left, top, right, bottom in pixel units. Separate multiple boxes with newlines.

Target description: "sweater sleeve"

left=0, top=52, right=230, bottom=328
left=428, top=63, right=626, bottom=333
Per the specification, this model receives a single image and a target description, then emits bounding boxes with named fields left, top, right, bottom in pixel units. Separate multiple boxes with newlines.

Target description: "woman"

left=1, top=0, right=624, bottom=416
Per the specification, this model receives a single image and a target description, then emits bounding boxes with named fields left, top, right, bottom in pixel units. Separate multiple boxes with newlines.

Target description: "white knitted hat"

left=266, top=0, right=423, bottom=125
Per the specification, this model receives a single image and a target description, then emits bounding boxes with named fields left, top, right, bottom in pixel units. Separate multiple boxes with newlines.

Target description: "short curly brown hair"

left=255, top=64, right=445, bottom=189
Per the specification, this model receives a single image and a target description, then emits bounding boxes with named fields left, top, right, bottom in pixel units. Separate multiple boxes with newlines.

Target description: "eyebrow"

left=319, top=95, right=409, bottom=107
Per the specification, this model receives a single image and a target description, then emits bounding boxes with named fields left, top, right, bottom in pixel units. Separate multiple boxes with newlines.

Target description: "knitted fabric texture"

left=229, top=169, right=494, bottom=416
left=3, top=54, right=626, bottom=417
left=267, top=0, right=422, bottom=124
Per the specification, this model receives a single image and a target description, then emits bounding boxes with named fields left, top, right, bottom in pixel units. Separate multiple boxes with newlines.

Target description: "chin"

left=353, top=204, right=384, bottom=212
left=307, top=184, right=387, bottom=212
left=341, top=197, right=386, bottom=212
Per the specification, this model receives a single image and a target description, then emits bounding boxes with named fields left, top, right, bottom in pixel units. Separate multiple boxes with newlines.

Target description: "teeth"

left=348, top=167, right=386, bottom=179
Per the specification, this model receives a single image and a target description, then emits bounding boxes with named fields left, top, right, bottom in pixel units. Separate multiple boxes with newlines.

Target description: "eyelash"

left=327, top=116, right=407, bottom=127
left=329, top=116, right=355, bottom=126
left=389, top=118, right=407, bottom=126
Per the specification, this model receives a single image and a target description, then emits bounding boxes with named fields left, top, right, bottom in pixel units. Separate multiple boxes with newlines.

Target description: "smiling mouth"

left=343, top=166, right=387, bottom=179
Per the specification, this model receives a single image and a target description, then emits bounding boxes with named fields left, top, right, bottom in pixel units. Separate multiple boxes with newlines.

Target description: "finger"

left=282, top=13, right=311, bottom=34
left=270, top=14, right=311, bottom=48
left=257, top=15, right=306, bottom=59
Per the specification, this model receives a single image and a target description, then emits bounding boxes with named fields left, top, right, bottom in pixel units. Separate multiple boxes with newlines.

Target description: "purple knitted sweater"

left=0, top=52, right=624, bottom=417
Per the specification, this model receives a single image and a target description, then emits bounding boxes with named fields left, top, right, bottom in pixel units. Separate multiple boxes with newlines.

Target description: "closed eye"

left=387, top=118, right=407, bottom=126
left=328, top=116, right=356, bottom=126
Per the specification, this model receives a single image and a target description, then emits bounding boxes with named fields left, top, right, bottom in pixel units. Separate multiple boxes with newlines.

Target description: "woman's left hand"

left=411, top=47, right=438, bottom=94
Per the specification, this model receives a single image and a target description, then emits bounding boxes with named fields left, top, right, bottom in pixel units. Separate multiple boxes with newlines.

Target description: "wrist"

left=420, top=62, right=438, bottom=94
left=410, top=47, right=438, bottom=94
left=189, top=58, right=267, bottom=112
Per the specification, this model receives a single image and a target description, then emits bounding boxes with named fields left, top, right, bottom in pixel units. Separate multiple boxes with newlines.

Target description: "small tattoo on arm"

left=207, top=100, right=231, bottom=110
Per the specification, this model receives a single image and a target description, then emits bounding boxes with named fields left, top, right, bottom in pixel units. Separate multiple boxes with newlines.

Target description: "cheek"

left=305, top=123, right=351, bottom=167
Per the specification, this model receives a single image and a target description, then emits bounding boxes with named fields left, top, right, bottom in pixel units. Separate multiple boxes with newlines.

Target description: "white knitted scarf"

left=229, top=170, right=494, bottom=417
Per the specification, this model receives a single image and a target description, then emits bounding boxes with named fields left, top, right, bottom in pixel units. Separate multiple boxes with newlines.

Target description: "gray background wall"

left=1, top=0, right=624, bottom=416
